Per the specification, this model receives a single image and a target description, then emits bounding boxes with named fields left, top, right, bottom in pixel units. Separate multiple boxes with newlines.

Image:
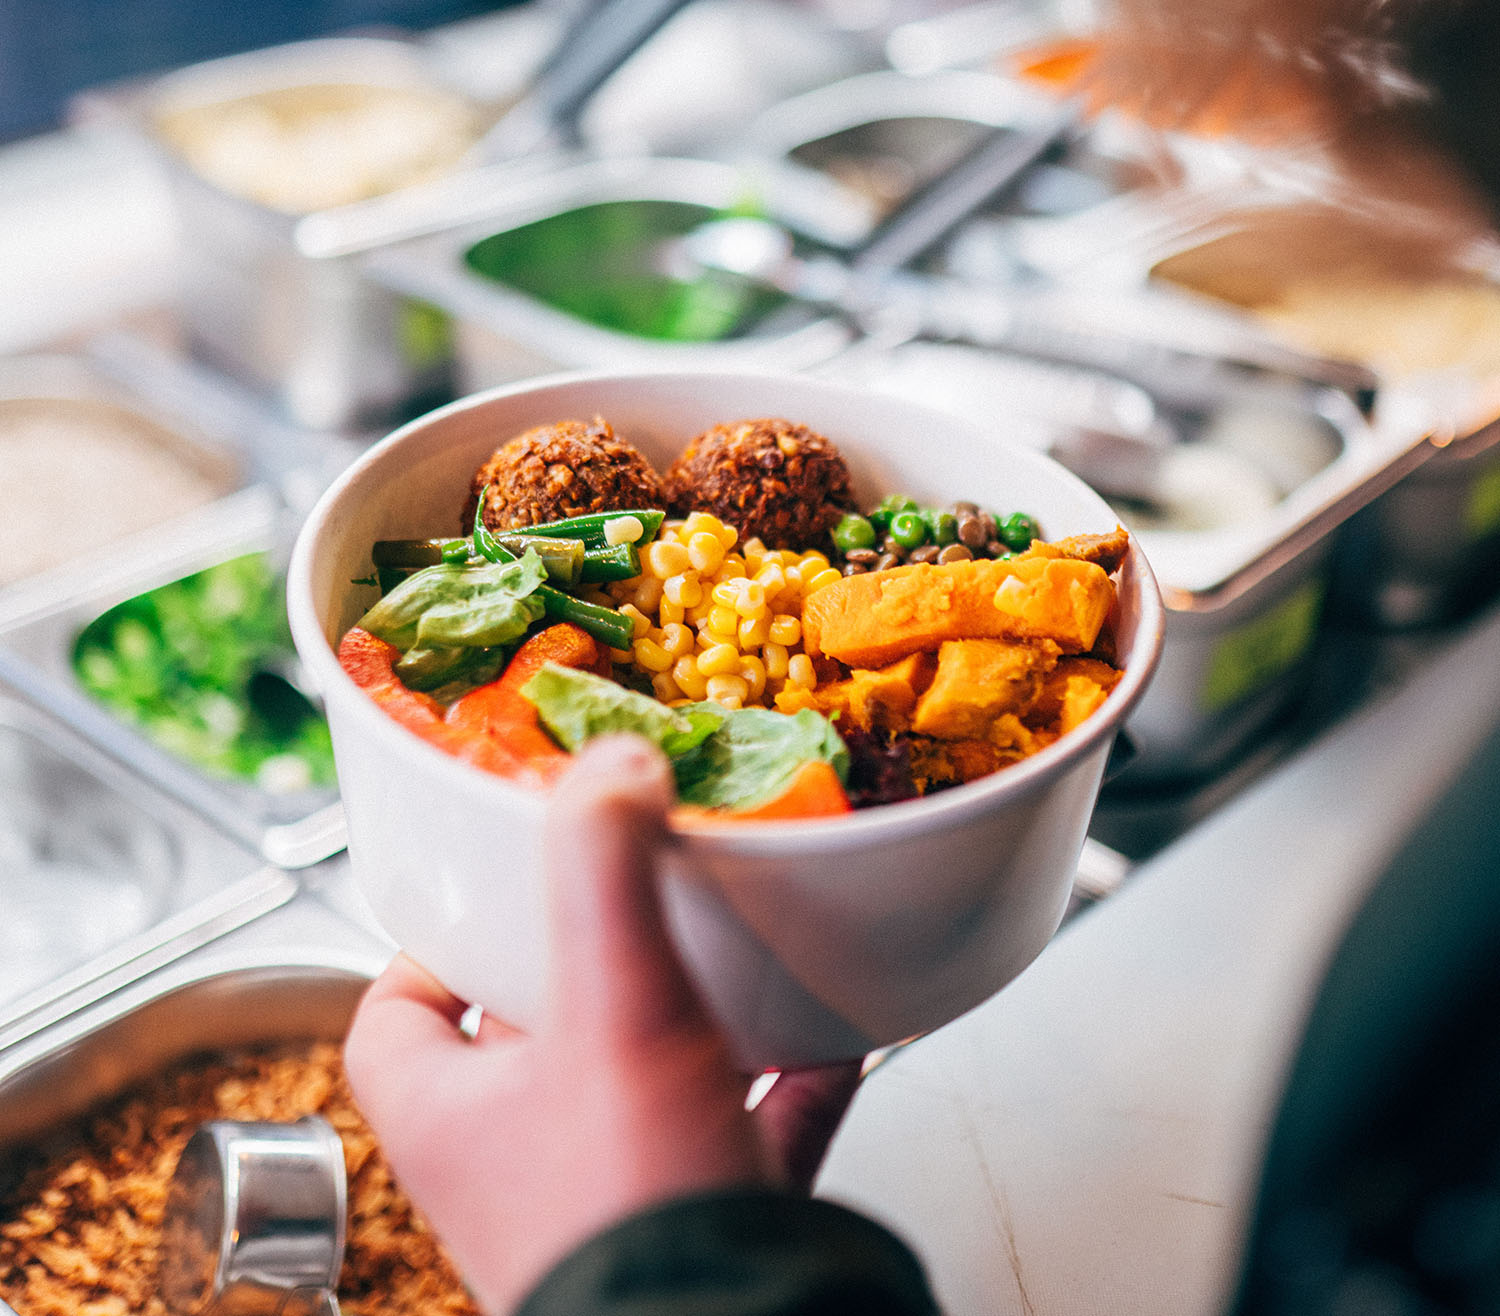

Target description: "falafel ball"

left=662, top=417, right=855, bottom=550
left=463, top=417, right=666, bottom=532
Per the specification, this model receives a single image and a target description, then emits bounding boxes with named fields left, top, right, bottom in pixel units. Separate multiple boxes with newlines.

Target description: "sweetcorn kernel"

left=706, top=674, right=750, bottom=705
left=753, top=562, right=786, bottom=596
left=605, top=514, right=645, bottom=546
left=633, top=637, right=673, bottom=672
left=698, top=642, right=741, bottom=677
left=663, top=573, right=703, bottom=609
left=617, top=603, right=651, bottom=641
left=711, top=580, right=742, bottom=608
left=739, top=654, right=767, bottom=700
left=767, top=613, right=801, bottom=646
left=805, top=567, right=842, bottom=595
left=632, top=577, right=665, bottom=612
left=681, top=511, right=721, bottom=540
left=651, top=671, right=682, bottom=702
left=658, top=595, right=685, bottom=626
left=798, top=551, right=830, bottom=575
left=738, top=613, right=771, bottom=649
left=706, top=604, right=739, bottom=637
left=733, top=581, right=766, bottom=615
left=787, top=654, right=817, bottom=688
left=647, top=540, right=692, bottom=578
left=688, top=532, right=726, bottom=573
left=762, top=642, right=790, bottom=680
left=660, top=622, right=695, bottom=658
left=672, top=655, right=709, bottom=699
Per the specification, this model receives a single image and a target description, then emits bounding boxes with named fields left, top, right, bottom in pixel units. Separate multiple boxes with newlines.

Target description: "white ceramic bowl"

left=288, top=370, right=1163, bottom=1068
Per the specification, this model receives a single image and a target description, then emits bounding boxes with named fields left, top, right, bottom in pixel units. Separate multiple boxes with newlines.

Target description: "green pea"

left=832, top=513, right=877, bottom=554
left=997, top=512, right=1042, bottom=552
left=890, top=510, right=929, bottom=550
left=868, top=494, right=919, bottom=536
left=922, top=509, right=958, bottom=546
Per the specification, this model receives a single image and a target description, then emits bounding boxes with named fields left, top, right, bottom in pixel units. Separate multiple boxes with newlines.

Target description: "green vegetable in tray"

left=462, top=200, right=789, bottom=343
left=72, top=553, right=334, bottom=794
left=522, top=663, right=847, bottom=813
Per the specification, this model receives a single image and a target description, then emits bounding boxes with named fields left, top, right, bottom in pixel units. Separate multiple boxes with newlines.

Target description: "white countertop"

left=819, top=596, right=1500, bottom=1316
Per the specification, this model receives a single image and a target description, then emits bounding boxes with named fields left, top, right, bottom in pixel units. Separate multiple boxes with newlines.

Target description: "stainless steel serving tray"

left=0, top=350, right=247, bottom=623
left=736, top=67, right=1267, bottom=281
left=71, top=34, right=527, bottom=431
left=363, top=154, right=861, bottom=392
left=0, top=945, right=383, bottom=1163
left=0, top=488, right=347, bottom=871
left=0, top=691, right=294, bottom=1050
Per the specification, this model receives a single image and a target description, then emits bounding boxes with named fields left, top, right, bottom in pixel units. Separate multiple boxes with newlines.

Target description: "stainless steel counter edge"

left=0, top=872, right=394, bottom=1083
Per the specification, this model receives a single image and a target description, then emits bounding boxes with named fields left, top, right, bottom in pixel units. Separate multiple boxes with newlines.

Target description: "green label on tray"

left=1199, top=578, right=1324, bottom=714
left=1462, top=455, right=1500, bottom=542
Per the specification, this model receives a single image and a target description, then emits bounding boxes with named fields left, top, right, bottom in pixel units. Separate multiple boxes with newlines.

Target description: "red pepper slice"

left=338, top=623, right=608, bottom=790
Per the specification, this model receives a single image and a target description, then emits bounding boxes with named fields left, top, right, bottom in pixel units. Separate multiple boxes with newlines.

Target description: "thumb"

left=542, top=735, right=706, bottom=1041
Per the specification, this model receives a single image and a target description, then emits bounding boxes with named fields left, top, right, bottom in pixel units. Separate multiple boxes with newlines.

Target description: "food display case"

left=3, top=3, right=1500, bottom=1314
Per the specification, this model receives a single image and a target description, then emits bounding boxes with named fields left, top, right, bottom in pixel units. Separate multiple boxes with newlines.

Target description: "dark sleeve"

left=514, top=1187, right=941, bottom=1316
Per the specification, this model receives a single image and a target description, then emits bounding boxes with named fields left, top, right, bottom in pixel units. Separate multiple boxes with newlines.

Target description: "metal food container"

left=0, top=488, right=347, bottom=870
left=363, top=155, right=860, bottom=392
left=820, top=335, right=1437, bottom=786
left=0, top=692, right=294, bottom=1047
left=1329, top=417, right=1500, bottom=628
left=72, top=36, right=515, bottom=431
left=737, top=67, right=1259, bottom=283
left=1133, top=199, right=1500, bottom=630
left=0, top=351, right=244, bottom=625
left=0, top=954, right=378, bottom=1191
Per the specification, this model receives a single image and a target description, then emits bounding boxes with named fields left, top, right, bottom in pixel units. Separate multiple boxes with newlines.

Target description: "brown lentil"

left=937, top=543, right=974, bottom=564
left=957, top=514, right=992, bottom=549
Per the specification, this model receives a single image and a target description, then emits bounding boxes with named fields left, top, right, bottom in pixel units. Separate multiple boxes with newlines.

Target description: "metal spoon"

left=161, top=1116, right=347, bottom=1316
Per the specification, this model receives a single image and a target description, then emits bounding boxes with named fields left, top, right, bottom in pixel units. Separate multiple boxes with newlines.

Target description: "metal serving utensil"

left=161, top=1116, right=347, bottom=1316
left=666, top=102, right=1083, bottom=312
left=476, top=0, right=700, bottom=161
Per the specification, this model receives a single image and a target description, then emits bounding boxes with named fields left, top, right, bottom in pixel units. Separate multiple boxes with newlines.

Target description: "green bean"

left=372, top=538, right=472, bottom=569
left=579, top=542, right=641, bottom=583
left=473, top=492, right=634, bottom=649
left=522, top=509, right=666, bottom=548
left=495, top=534, right=586, bottom=586
left=537, top=586, right=634, bottom=650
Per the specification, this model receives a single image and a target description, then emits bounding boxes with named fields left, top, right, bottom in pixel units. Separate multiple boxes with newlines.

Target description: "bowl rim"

left=287, top=367, right=1165, bottom=853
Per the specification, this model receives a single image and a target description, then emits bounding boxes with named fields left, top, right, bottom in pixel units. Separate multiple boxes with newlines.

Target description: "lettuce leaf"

left=522, top=664, right=723, bottom=758
left=359, top=552, right=547, bottom=651
left=672, top=706, right=848, bottom=811
left=521, top=663, right=847, bottom=812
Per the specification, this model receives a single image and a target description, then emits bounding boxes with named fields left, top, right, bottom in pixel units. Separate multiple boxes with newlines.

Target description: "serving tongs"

left=668, top=101, right=1084, bottom=337
left=675, top=100, right=1380, bottom=415
left=475, top=0, right=701, bottom=161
